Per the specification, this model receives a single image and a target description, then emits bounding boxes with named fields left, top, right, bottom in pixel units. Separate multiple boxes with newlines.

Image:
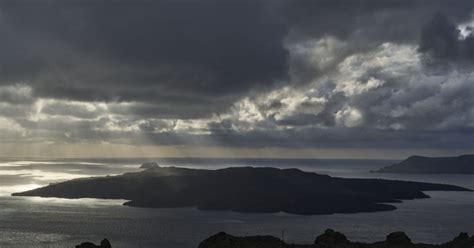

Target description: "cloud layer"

left=1, top=0, right=474, bottom=155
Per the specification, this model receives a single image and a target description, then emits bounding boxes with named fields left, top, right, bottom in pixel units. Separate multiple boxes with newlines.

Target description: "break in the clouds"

left=1, top=0, right=474, bottom=156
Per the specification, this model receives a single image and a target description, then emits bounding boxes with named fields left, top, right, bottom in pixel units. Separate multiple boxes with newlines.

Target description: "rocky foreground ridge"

left=198, top=229, right=474, bottom=248
left=75, top=230, right=474, bottom=248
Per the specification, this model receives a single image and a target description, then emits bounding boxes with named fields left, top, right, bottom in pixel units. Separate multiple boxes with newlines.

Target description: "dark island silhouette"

left=373, top=155, right=474, bottom=174
left=198, top=229, right=474, bottom=248
left=76, top=239, right=111, bottom=248
left=74, top=230, right=474, bottom=248
left=13, top=164, right=471, bottom=215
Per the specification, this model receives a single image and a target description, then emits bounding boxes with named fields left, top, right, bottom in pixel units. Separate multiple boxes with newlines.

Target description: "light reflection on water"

left=0, top=158, right=472, bottom=248
left=0, top=169, right=91, bottom=182
left=0, top=184, right=43, bottom=196
left=0, top=160, right=142, bottom=195
left=23, top=196, right=127, bottom=206
left=0, top=230, right=69, bottom=247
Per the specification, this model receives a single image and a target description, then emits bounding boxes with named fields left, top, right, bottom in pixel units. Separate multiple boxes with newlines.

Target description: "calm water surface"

left=0, top=158, right=472, bottom=248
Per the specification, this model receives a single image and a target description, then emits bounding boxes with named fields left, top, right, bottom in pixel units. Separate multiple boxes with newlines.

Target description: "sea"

left=0, top=157, right=472, bottom=248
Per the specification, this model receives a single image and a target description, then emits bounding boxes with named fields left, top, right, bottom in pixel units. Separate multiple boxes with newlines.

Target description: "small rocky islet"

left=76, top=239, right=111, bottom=248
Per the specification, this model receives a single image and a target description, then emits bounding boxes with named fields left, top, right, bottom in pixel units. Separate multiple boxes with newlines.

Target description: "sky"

left=1, top=0, right=474, bottom=159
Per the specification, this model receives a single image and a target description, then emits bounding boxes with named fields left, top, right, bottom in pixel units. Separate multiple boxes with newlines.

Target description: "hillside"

left=373, top=155, right=474, bottom=174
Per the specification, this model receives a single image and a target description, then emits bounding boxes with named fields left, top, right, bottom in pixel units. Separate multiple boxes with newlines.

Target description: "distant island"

left=373, top=155, right=474, bottom=174
left=198, top=229, right=474, bottom=248
left=13, top=164, right=471, bottom=215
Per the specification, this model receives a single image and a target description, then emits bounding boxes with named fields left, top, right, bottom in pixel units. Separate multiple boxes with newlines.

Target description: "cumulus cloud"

left=335, top=106, right=363, bottom=127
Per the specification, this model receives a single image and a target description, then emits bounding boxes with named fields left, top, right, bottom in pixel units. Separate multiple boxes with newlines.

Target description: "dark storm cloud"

left=2, top=1, right=471, bottom=108
left=106, top=95, right=233, bottom=119
left=419, top=12, right=474, bottom=65
left=284, top=0, right=474, bottom=85
left=1, top=0, right=474, bottom=151
left=0, top=0, right=472, bottom=105
left=16, top=117, right=109, bottom=133
left=0, top=0, right=288, bottom=118
left=118, top=126, right=474, bottom=150
left=286, top=0, right=473, bottom=43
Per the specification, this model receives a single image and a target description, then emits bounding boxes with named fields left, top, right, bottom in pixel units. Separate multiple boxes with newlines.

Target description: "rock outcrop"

left=198, top=232, right=286, bottom=248
left=199, top=230, right=474, bottom=248
left=385, top=231, right=412, bottom=245
left=314, top=229, right=350, bottom=247
left=76, top=239, right=111, bottom=248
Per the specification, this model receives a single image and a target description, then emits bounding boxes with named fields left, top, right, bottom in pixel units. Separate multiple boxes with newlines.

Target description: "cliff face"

left=374, top=155, right=474, bottom=174
left=13, top=166, right=471, bottom=215
left=198, top=229, right=474, bottom=248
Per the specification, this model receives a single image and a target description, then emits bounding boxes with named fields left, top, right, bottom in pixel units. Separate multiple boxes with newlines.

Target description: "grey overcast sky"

left=1, top=0, right=474, bottom=159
